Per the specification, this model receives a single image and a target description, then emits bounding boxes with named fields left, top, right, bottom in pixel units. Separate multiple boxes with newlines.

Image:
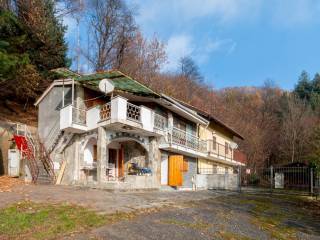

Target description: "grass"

left=236, top=195, right=301, bottom=240
left=0, top=201, right=107, bottom=239
left=0, top=201, right=161, bottom=240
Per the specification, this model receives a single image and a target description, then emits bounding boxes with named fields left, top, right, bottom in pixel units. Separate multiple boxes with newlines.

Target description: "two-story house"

left=34, top=68, right=244, bottom=190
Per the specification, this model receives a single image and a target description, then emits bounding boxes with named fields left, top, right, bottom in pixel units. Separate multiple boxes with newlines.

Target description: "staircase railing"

left=43, top=119, right=61, bottom=152
left=15, top=124, right=39, bottom=183
left=15, top=123, right=56, bottom=183
left=37, top=140, right=56, bottom=182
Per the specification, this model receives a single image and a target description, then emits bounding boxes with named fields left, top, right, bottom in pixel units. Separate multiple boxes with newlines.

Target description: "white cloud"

left=270, top=0, right=320, bottom=27
left=63, top=15, right=77, bottom=38
left=163, top=34, right=194, bottom=71
left=163, top=35, right=236, bottom=71
left=135, top=0, right=262, bottom=26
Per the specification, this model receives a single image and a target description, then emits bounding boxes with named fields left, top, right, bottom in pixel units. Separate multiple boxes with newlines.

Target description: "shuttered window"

left=225, top=142, right=229, bottom=154
left=212, top=136, right=217, bottom=151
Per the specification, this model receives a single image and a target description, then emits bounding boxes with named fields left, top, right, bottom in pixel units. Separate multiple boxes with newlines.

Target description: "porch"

left=78, top=129, right=159, bottom=190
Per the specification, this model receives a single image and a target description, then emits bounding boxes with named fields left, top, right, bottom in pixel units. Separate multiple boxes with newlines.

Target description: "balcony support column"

left=97, top=126, right=108, bottom=184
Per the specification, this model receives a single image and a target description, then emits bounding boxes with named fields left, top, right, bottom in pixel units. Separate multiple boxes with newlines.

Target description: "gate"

left=240, top=166, right=318, bottom=195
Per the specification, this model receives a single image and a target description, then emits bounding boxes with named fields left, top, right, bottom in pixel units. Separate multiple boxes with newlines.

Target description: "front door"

left=168, top=155, right=183, bottom=186
left=118, top=146, right=124, bottom=178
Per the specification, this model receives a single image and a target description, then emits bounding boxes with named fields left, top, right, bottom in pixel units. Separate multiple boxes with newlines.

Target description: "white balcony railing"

left=72, top=106, right=86, bottom=125
left=60, top=105, right=87, bottom=132
left=168, top=127, right=207, bottom=153
left=126, top=102, right=141, bottom=122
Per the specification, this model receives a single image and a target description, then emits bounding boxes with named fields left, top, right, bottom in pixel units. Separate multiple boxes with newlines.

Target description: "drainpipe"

left=62, top=79, right=65, bottom=107
left=72, top=78, right=75, bottom=106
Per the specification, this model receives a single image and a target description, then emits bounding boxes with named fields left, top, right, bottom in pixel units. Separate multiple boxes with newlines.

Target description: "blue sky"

left=65, top=0, right=320, bottom=90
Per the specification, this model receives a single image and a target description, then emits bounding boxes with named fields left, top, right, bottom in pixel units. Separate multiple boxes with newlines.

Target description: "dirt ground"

left=0, top=176, right=26, bottom=192
left=0, top=184, right=224, bottom=214
left=0, top=183, right=319, bottom=239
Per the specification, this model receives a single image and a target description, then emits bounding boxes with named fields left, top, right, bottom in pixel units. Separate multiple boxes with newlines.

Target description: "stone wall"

left=124, top=141, right=148, bottom=170
left=196, top=173, right=239, bottom=190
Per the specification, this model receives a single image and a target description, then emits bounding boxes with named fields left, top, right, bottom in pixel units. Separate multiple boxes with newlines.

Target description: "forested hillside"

left=0, top=0, right=319, bottom=171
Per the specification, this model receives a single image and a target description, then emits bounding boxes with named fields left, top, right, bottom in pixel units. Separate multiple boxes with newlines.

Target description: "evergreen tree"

left=17, top=0, right=70, bottom=72
left=0, top=1, right=69, bottom=101
left=294, top=71, right=312, bottom=101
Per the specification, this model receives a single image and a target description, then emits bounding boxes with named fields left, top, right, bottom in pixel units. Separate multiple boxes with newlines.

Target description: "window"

left=212, top=136, right=217, bottom=151
left=225, top=142, right=229, bottom=155
left=93, top=145, right=97, bottom=162
left=173, top=117, right=186, bottom=131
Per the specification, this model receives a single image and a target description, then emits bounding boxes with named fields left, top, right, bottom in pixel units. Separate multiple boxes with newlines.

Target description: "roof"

left=167, top=95, right=244, bottom=140
left=35, top=69, right=243, bottom=139
left=76, top=70, right=159, bottom=97
left=50, top=68, right=81, bottom=79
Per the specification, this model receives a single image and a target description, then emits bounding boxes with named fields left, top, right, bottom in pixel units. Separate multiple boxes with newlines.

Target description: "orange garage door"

left=168, top=155, right=183, bottom=186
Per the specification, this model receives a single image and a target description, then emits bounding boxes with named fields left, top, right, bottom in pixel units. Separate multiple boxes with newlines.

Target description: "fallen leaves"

left=0, top=175, right=26, bottom=192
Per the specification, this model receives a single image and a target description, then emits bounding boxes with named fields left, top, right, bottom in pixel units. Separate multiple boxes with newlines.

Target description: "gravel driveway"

left=1, top=184, right=319, bottom=239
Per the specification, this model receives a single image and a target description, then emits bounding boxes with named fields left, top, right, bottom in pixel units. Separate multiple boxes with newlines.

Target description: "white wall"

left=160, top=154, right=168, bottom=185
left=196, top=173, right=239, bottom=190
left=86, top=106, right=100, bottom=130
left=84, top=138, right=97, bottom=165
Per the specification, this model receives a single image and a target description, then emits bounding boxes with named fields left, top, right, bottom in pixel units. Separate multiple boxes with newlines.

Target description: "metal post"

left=238, top=165, right=242, bottom=193
left=270, top=165, right=274, bottom=193
left=311, top=168, right=314, bottom=195
left=72, top=78, right=75, bottom=106
left=62, top=79, right=65, bottom=107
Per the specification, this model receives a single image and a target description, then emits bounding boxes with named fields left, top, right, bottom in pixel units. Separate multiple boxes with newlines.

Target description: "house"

left=32, top=68, right=245, bottom=190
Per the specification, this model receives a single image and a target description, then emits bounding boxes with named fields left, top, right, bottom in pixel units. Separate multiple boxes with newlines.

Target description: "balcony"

left=206, top=140, right=245, bottom=165
left=98, top=96, right=167, bottom=136
left=159, top=127, right=208, bottom=158
left=60, top=105, right=87, bottom=133
left=159, top=129, right=244, bottom=165
left=59, top=96, right=168, bottom=135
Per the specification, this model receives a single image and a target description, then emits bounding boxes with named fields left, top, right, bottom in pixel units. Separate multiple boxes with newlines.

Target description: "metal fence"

left=240, top=166, right=319, bottom=195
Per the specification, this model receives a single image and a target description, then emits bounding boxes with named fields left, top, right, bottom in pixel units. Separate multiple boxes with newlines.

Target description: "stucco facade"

left=35, top=70, right=244, bottom=190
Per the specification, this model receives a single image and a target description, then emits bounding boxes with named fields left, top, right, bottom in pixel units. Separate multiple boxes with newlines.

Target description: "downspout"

left=62, top=79, right=65, bottom=107
left=72, top=78, right=75, bottom=106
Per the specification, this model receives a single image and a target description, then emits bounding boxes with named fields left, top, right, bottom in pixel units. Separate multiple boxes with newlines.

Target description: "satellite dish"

left=99, top=79, right=114, bottom=94
left=230, top=142, right=238, bottom=149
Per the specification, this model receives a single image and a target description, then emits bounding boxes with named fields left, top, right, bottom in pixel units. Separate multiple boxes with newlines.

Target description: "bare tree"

left=117, top=32, right=166, bottom=87
left=279, top=94, right=315, bottom=163
left=84, top=0, right=136, bottom=71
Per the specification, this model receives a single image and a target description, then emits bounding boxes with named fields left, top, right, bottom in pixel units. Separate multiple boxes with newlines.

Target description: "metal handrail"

left=169, top=127, right=207, bottom=152
left=207, top=139, right=233, bottom=161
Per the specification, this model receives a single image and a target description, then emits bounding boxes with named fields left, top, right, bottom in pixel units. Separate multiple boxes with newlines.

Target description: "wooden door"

left=118, top=146, right=124, bottom=178
left=168, top=155, right=183, bottom=186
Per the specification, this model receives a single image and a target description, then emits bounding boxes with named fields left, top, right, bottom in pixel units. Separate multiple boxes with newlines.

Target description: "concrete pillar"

left=73, top=138, right=80, bottom=182
left=149, top=137, right=161, bottom=188
left=97, top=127, right=108, bottom=184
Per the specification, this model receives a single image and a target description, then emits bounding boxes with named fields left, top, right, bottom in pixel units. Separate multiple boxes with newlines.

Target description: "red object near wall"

left=234, top=150, right=247, bottom=164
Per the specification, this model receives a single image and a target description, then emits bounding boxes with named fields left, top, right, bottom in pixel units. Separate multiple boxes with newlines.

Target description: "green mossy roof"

left=75, top=70, right=159, bottom=97
left=50, top=68, right=81, bottom=79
